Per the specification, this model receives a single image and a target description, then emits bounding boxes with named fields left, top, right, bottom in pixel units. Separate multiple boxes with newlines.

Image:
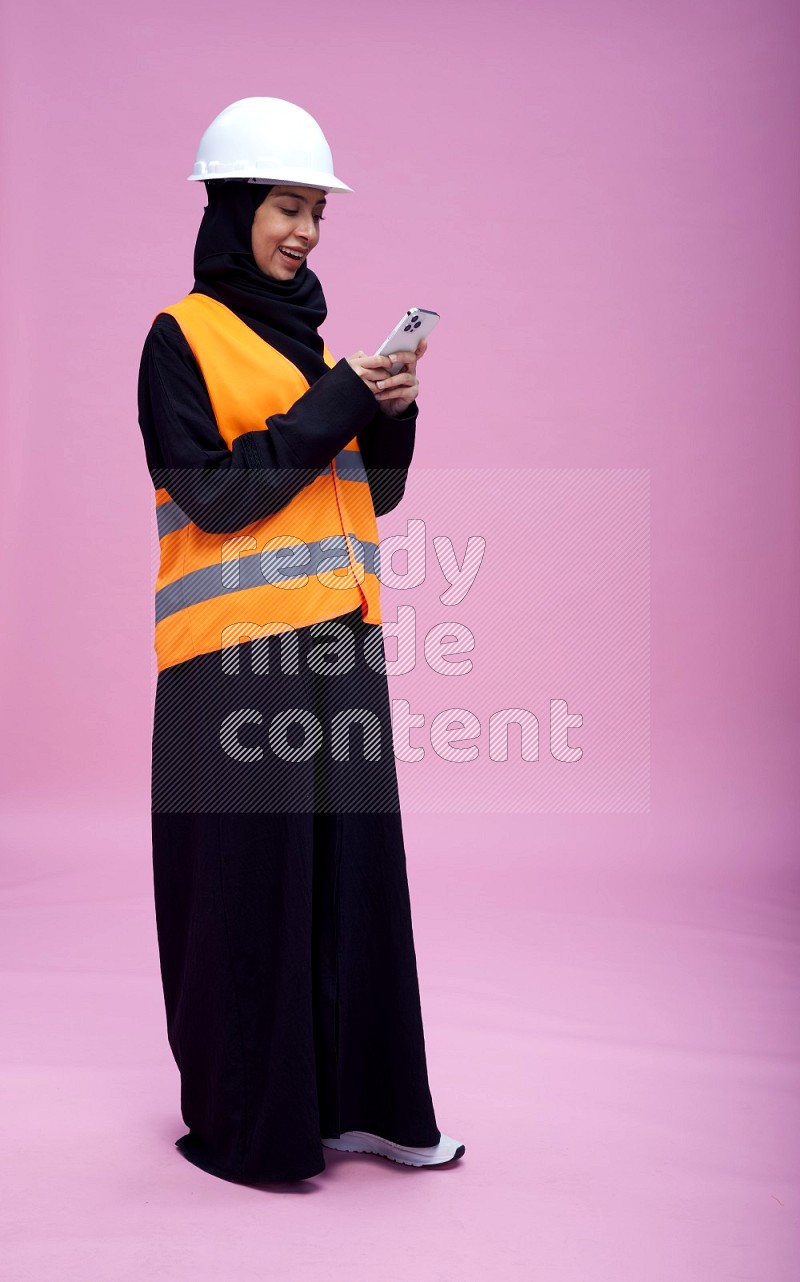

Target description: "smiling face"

left=250, top=184, right=327, bottom=279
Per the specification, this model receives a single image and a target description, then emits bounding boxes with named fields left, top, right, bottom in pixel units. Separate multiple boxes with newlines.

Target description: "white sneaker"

left=321, top=1129, right=465, bottom=1167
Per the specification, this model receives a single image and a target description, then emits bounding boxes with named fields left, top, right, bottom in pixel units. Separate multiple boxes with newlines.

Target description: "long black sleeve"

left=356, top=398, right=417, bottom=517
left=137, top=312, right=388, bottom=534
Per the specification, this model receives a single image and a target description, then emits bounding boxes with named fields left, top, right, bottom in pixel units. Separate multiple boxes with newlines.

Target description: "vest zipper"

left=329, top=457, right=368, bottom=612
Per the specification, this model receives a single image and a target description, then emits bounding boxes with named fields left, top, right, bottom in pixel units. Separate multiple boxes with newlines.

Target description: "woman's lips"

left=278, top=247, right=304, bottom=264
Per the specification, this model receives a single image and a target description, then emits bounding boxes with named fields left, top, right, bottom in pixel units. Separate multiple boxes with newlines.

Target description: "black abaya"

left=151, top=609, right=441, bottom=1183
left=140, top=182, right=439, bottom=1182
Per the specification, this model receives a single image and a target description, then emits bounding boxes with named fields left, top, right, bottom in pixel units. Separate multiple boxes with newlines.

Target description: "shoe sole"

left=321, top=1130, right=465, bottom=1167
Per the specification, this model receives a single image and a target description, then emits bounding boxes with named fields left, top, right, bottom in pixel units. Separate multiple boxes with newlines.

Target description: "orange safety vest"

left=151, top=293, right=383, bottom=672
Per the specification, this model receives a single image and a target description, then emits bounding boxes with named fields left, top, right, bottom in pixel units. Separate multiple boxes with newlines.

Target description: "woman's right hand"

left=346, top=350, right=397, bottom=390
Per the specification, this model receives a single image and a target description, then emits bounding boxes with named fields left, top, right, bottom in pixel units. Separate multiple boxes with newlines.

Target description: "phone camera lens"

left=403, top=323, right=413, bottom=332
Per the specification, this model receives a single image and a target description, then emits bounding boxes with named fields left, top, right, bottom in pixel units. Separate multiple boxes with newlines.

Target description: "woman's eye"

left=280, top=207, right=325, bottom=222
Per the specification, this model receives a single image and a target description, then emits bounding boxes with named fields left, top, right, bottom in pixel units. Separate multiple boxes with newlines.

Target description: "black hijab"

left=190, top=179, right=330, bottom=386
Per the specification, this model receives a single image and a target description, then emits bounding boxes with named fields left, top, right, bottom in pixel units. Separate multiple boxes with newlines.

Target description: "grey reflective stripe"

left=334, top=448, right=368, bottom=484
left=298, top=447, right=367, bottom=483
left=156, top=535, right=380, bottom=623
left=156, top=499, right=191, bottom=538
left=155, top=449, right=368, bottom=542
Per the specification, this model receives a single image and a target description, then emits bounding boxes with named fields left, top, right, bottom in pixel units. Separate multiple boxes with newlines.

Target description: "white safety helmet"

left=188, top=97, right=353, bottom=193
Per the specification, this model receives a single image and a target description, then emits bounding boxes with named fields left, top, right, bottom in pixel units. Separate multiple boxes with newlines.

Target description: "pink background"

left=2, top=0, right=799, bottom=1277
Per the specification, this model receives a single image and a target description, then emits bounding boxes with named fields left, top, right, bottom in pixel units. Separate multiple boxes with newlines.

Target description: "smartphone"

left=375, top=308, right=440, bottom=375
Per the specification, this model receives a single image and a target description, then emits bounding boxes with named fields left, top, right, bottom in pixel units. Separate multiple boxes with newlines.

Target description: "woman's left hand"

left=373, top=338, right=428, bottom=417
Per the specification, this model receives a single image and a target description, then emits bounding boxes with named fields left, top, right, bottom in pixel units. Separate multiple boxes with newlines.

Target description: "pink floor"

left=1, top=795, right=797, bottom=1281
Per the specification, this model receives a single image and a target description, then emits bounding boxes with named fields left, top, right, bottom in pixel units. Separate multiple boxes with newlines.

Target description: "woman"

left=137, top=97, right=465, bottom=1184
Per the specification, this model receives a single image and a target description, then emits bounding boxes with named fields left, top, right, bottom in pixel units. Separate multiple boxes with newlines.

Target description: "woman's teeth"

left=279, top=247, right=303, bottom=261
